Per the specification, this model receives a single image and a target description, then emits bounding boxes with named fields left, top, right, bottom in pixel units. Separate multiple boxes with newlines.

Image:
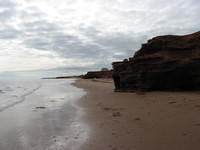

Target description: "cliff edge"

left=112, top=31, right=200, bottom=91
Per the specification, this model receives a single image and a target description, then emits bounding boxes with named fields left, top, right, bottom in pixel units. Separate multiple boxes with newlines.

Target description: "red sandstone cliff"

left=82, top=69, right=112, bottom=79
left=112, top=31, right=200, bottom=91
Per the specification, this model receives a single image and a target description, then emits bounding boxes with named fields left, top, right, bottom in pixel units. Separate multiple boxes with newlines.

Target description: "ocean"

left=0, top=79, right=84, bottom=112
left=0, top=78, right=88, bottom=150
left=0, top=79, right=41, bottom=112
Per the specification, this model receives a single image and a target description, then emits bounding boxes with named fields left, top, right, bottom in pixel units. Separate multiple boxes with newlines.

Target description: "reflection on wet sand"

left=0, top=79, right=89, bottom=150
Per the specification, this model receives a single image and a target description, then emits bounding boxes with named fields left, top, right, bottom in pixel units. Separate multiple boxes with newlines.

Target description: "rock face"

left=112, top=31, right=200, bottom=91
left=82, top=70, right=113, bottom=79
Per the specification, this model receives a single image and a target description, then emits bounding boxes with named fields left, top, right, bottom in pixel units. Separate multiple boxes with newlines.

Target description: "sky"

left=0, top=0, right=199, bottom=76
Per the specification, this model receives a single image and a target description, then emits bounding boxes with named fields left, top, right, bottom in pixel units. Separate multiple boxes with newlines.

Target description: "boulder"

left=112, top=31, right=200, bottom=91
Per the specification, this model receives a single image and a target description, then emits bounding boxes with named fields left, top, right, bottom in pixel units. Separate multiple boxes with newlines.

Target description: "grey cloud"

left=17, top=8, right=45, bottom=22
left=21, top=20, right=104, bottom=59
left=22, top=20, right=60, bottom=33
left=0, top=0, right=199, bottom=71
left=0, top=9, right=16, bottom=21
left=23, top=32, right=105, bottom=59
left=78, top=27, right=148, bottom=57
left=0, top=26, right=21, bottom=39
left=0, top=0, right=17, bottom=8
left=0, top=0, right=18, bottom=22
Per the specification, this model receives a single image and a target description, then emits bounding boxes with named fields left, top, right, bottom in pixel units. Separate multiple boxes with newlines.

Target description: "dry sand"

left=74, top=79, right=200, bottom=150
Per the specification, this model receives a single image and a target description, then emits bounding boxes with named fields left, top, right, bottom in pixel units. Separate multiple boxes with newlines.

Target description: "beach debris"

left=168, top=101, right=176, bottom=104
left=112, top=112, right=121, bottom=117
left=51, top=136, right=57, bottom=142
left=35, top=106, right=46, bottom=109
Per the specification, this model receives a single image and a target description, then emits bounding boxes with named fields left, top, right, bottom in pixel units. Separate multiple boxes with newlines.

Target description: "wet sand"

left=74, top=79, right=200, bottom=150
left=0, top=79, right=88, bottom=150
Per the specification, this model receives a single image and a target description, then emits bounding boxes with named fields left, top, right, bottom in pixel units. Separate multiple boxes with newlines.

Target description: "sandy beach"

left=0, top=78, right=200, bottom=150
left=74, top=79, right=200, bottom=150
left=0, top=0, right=199, bottom=149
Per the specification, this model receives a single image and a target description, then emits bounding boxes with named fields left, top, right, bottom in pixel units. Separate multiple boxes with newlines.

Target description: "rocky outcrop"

left=112, top=31, right=200, bottom=91
left=82, top=70, right=113, bottom=79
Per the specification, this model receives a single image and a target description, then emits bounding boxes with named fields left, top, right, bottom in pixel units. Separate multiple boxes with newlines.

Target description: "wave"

left=0, top=81, right=42, bottom=112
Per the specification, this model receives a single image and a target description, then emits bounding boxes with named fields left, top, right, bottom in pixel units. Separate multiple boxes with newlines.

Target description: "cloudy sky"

left=0, top=0, right=199, bottom=75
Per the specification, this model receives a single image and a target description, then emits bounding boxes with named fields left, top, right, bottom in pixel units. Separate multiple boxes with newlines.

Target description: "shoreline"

left=0, top=79, right=87, bottom=150
left=73, top=79, right=200, bottom=150
left=0, top=78, right=200, bottom=150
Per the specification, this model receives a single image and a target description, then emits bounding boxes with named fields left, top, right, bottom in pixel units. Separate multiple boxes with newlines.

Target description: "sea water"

left=0, top=77, right=88, bottom=150
left=0, top=78, right=84, bottom=112
left=0, top=79, right=42, bottom=112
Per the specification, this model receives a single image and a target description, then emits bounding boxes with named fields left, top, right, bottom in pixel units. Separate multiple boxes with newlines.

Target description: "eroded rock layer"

left=112, top=31, right=200, bottom=91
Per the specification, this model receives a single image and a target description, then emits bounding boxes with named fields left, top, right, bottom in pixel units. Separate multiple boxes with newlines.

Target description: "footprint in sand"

left=112, top=112, right=121, bottom=117
left=101, top=106, right=124, bottom=118
left=135, top=117, right=141, bottom=121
